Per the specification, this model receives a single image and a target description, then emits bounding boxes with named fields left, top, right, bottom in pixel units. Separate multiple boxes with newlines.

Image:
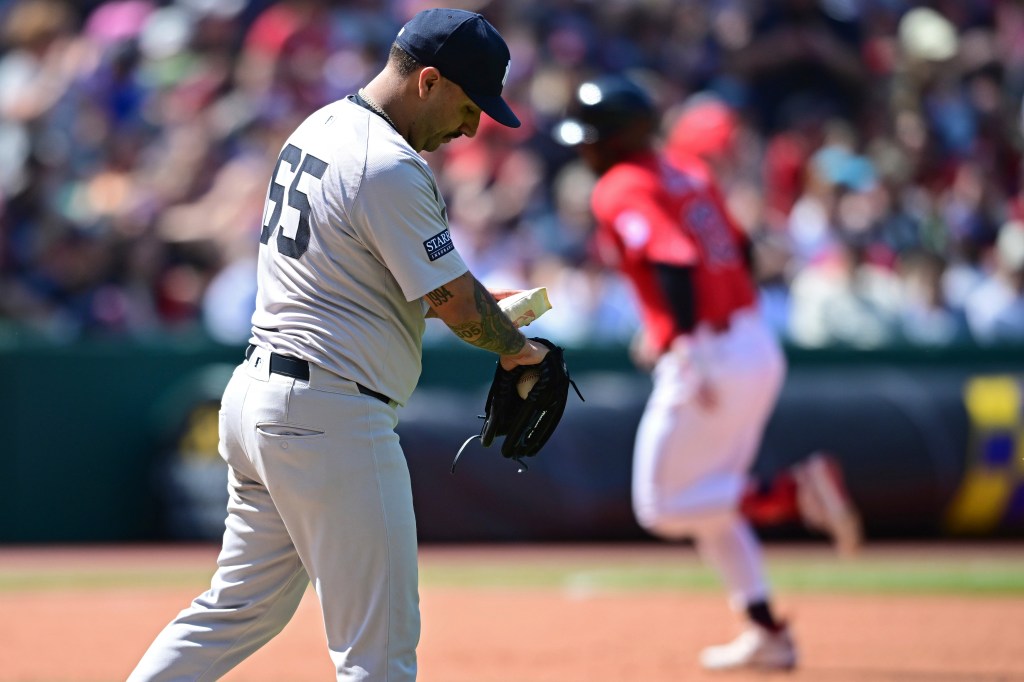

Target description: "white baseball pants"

left=632, top=309, right=786, bottom=606
left=129, top=347, right=420, bottom=681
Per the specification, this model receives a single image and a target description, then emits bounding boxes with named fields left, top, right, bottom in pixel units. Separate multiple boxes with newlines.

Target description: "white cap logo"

left=502, top=60, right=510, bottom=87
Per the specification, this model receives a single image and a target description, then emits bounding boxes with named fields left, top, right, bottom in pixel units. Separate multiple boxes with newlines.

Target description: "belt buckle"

left=246, top=346, right=272, bottom=381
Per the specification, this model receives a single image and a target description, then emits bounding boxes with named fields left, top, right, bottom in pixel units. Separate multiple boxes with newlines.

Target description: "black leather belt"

left=245, top=345, right=393, bottom=406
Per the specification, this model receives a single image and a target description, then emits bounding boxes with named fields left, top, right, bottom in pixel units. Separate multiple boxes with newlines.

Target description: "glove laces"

left=451, top=431, right=529, bottom=473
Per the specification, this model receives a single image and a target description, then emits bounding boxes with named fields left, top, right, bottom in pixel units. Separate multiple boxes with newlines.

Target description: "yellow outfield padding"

left=963, top=376, right=1020, bottom=428
left=945, top=375, right=1024, bottom=534
left=945, top=469, right=1014, bottom=533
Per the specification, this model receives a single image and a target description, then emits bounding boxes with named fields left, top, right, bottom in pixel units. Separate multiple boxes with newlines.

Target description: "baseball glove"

left=452, top=337, right=583, bottom=472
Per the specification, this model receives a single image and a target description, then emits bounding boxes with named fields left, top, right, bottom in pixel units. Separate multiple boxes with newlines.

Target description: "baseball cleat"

left=794, top=452, right=862, bottom=557
left=699, top=624, right=797, bottom=671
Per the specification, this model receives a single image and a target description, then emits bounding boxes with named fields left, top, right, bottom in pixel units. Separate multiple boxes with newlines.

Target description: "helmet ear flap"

left=553, top=73, right=657, bottom=156
left=576, top=76, right=656, bottom=137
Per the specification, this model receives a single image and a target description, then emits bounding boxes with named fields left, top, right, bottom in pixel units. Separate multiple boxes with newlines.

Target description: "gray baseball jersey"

left=250, top=97, right=468, bottom=404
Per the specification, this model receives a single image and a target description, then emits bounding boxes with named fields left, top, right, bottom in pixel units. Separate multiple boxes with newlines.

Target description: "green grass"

left=766, top=558, right=1024, bottom=594
left=2, top=551, right=1022, bottom=596
left=419, top=557, right=1024, bottom=595
left=0, top=568, right=213, bottom=592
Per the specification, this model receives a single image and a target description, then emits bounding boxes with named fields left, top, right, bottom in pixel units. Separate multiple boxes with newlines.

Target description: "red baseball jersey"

left=591, top=150, right=756, bottom=352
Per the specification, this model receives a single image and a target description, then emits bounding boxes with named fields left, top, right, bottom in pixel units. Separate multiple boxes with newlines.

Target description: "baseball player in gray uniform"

left=128, top=9, right=546, bottom=682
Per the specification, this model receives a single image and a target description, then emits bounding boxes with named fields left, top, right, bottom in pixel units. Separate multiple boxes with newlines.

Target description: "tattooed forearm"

left=470, top=280, right=526, bottom=354
left=445, top=279, right=525, bottom=355
left=425, top=285, right=454, bottom=307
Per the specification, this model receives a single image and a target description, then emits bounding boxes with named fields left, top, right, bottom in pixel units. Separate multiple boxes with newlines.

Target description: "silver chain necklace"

left=358, top=89, right=396, bottom=129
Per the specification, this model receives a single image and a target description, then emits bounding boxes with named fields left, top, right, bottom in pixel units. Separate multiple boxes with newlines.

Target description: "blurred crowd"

left=1, top=0, right=1023, bottom=349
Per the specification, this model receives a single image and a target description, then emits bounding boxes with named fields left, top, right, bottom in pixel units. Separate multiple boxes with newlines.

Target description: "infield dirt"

left=1, top=543, right=1021, bottom=682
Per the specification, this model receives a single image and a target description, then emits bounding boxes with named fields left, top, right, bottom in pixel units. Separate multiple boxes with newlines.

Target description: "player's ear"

left=417, top=67, right=442, bottom=99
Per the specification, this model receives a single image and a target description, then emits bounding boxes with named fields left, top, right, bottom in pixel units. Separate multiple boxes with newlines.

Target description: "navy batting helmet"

left=553, top=74, right=656, bottom=146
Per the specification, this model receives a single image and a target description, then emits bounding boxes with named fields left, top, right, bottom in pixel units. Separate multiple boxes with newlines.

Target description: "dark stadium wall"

left=0, top=340, right=1021, bottom=542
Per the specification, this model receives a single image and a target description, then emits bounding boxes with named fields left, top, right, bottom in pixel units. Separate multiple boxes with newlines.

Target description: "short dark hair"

left=388, top=44, right=421, bottom=77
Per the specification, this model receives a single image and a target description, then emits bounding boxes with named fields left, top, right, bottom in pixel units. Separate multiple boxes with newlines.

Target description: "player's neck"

left=361, top=76, right=406, bottom=142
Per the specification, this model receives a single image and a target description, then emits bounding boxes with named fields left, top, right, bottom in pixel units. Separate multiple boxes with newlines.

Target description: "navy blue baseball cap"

left=395, top=8, right=520, bottom=128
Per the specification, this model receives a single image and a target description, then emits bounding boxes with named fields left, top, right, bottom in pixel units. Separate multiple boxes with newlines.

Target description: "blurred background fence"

left=2, top=336, right=1022, bottom=543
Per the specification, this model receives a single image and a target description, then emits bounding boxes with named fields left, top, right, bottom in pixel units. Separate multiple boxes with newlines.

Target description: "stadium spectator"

left=0, top=0, right=1022, bottom=352
left=964, top=219, right=1024, bottom=344
left=896, top=248, right=973, bottom=346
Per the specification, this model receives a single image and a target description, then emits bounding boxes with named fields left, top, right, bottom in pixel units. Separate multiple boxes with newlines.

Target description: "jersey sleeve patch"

left=423, top=228, right=455, bottom=261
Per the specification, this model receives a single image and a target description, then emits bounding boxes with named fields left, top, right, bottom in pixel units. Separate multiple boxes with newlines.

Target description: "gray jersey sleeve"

left=351, top=152, right=467, bottom=302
